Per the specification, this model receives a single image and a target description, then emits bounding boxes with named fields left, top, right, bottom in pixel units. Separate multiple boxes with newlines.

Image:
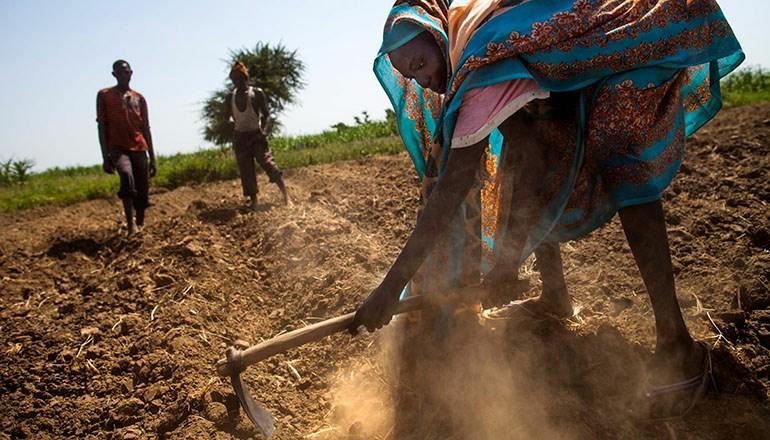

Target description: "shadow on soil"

left=330, top=315, right=770, bottom=440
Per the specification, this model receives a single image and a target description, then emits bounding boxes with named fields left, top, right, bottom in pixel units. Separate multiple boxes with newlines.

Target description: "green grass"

left=0, top=136, right=402, bottom=213
left=722, top=66, right=770, bottom=108
left=270, top=119, right=395, bottom=151
left=3, top=68, right=769, bottom=214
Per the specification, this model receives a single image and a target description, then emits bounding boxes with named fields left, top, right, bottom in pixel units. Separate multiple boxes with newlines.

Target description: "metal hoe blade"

left=227, top=347, right=276, bottom=437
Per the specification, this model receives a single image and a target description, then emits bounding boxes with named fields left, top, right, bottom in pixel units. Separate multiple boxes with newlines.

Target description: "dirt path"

left=1, top=104, right=769, bottom=439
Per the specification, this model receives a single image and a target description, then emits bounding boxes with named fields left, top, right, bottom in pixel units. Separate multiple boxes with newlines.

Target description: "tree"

left=201, top=42, right=306, bottom=145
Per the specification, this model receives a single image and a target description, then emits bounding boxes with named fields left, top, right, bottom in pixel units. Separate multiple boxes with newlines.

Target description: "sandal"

left=480, top=299, right=574, bottom=326
left=640, top=341, right=714, bottom=422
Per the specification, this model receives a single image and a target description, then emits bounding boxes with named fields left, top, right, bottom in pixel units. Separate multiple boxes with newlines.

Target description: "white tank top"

left=232, top=87, right=262, bottom=132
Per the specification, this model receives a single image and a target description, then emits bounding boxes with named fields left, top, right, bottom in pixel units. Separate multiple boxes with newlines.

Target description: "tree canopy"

left=201, top=42, right=305, bottom=145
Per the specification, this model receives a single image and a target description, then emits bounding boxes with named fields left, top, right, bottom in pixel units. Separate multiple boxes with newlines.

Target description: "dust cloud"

left=318, top=308, right=633, bottom=440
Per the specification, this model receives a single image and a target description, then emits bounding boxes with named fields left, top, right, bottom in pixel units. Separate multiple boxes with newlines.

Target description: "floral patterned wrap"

left=375, top=0, right=743, bottom=304
left=439, top=0, right=744, bottom=254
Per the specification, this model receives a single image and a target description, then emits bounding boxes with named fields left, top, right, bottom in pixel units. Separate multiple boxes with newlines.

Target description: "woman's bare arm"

left=350, top=139, right=485, bottom=334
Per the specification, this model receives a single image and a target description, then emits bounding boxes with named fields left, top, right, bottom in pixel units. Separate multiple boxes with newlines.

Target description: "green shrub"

left=0, top=158, right=36, bottom=186
left=270, top=112, right=397, bottom=152
left=722, top=67, right=770, bottom=108
left=0, top=160, right=12, bottom=186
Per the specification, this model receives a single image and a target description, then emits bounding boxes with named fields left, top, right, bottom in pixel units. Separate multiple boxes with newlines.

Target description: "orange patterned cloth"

left=229, top=61, right=249, bottom=80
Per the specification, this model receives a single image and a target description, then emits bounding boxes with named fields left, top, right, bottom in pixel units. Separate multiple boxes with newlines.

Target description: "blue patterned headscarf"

left=374, top=1, right=450, bottom=179
left=375, top=1, right=484, bottom=313
left=379, top=21, right=425, bottom=56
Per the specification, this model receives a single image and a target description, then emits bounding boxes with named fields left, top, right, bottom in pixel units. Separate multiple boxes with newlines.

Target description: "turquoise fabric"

left=374, top=3, right=450, bottom=179
left=441, top=0, right=746, bottom=147
left=376, top=0, right=744, bottom=276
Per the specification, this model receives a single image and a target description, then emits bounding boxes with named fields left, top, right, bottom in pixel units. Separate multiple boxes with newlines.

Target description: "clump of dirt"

left=0, top=104, right=769, bottom=439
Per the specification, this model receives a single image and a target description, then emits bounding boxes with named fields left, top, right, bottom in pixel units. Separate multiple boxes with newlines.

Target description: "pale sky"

left=0, top=1, right=767, bottom=171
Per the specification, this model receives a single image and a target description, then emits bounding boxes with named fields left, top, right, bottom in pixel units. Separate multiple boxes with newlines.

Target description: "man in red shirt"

left=97, top=60, right=157, bottom=236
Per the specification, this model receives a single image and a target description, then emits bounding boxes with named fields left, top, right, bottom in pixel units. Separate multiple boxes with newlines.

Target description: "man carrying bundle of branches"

left=225, top=61, right=290, bottom=209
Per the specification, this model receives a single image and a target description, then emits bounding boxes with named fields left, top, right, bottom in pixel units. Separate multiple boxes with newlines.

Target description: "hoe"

left=215, top=288, right=482, bottom=437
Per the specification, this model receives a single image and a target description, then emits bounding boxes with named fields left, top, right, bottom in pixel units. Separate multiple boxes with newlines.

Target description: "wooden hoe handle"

left=215, top=295, right=425, bottom=376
